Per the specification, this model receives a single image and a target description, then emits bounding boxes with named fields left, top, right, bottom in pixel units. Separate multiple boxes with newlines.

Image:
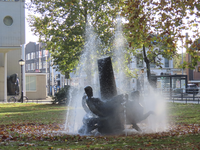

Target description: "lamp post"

left=19, top=59, right=25, bottom=103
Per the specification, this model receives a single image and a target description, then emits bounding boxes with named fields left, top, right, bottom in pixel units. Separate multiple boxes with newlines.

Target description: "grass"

left=168, top=103, right=200, bottom=124
left=0, top=103, right=68, bottom=125
left=0, top=102, right=200, bottom=149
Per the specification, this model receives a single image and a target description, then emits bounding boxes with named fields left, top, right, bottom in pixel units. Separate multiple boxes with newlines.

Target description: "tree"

left=183, top=38, right=200, bottom=69
left=173, top=53, right=186, bottom=69
left=120, top=0, right=200, bottom=86
left=26, top=0, right=119, bottom=75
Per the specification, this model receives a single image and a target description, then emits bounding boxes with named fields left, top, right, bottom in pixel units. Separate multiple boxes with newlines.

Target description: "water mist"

left=64, top=16, right=168, bottom=135
left=65, top=19, right=101, bottom=134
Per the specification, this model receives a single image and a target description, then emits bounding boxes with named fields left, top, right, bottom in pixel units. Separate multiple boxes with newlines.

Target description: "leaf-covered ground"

left=0, top=103, right=200, bottom=149
left=0, top=123, right=200, bottom=149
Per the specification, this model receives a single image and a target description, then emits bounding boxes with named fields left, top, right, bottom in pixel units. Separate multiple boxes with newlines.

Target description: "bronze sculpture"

left=7, top=73, right=20, bottom=95
left=78, top=86, right=125, bottom=135
left=78, top=57, right=155, bottom=135
left=79, top=86, right=155, bottom=135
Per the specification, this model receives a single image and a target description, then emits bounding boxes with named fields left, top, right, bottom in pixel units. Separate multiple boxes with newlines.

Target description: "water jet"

left=65, top=17, right=168, bottom=136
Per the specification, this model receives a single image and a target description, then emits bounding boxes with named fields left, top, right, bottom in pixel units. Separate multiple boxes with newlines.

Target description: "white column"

left=4, top=53, right=7, bottom=102
left=52, top=67, right=54, bottom=96
left=22, top=45, right=26, bottom=96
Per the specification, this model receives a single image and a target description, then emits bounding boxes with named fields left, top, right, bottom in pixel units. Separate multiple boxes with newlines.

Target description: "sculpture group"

left=78, top=57, right=155, bottom=135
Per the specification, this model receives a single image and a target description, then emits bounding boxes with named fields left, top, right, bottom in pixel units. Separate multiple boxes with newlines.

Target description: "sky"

left=25, top=7, right=39, bottom=44
left=25, top=22, right=38, bottom=44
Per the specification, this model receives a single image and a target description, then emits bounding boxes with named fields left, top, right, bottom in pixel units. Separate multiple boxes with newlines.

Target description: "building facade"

left=0, top=0, right=25, bottom=102
left=25, top=42, right=66, bottom=96
left=25, top=42, right=50, bottom=74
left=186, top=39, right=200, bottom=86
left=25, top=42, right=51, bottom=95
left=129, top=49, right=174, bottom=91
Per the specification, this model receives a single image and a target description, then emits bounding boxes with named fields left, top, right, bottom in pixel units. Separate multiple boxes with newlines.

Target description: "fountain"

left=65, top=17, right=101, bottom=134
left=78, top=56, right=156, bottom=135
left=65, top=16, right=168, bottom=136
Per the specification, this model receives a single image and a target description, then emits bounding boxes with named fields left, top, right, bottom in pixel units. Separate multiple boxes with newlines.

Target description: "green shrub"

left=52, top=85, right=71, bottom=104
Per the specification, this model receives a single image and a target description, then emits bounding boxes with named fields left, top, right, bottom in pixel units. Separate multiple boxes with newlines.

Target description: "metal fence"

left=160, top=87, right=200, bottom=104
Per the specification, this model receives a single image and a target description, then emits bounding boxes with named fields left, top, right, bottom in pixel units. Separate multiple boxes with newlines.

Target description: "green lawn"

left=0, top=103, right=67, bottom=125
left=168, top=103, right=200, bottom=124
left=0, top=102, right=200, bottom=150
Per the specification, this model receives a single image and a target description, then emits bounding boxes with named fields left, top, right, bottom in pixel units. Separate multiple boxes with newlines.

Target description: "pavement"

left=2, top=95, right=200, bottom=104
left=27, top=96, right=200, bottom=104
left=0, top=96, right=53, bottom=104
left=25, top=96, right=53, bottom=104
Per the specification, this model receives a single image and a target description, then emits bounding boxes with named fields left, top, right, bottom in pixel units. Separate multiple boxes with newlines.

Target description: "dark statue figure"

left=78, top=86, right=155, bottom=135
left=125, top=91, right=155, bottom=132
left=78, top=56, right=155, bottom=135
left=7, top=73, right=20, bottom=95
left=78, top=86, right=125, bottom=135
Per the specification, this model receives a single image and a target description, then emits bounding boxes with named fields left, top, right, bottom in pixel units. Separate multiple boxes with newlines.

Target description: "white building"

left=129, top=49, right=174, bottom=91
left=0, top=0, right=25, bottom=102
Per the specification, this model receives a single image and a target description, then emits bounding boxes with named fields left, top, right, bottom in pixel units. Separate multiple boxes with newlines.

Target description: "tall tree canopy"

left=120, top=0, right=200, bottom=84
left=26, top=0, right=119, bottom=74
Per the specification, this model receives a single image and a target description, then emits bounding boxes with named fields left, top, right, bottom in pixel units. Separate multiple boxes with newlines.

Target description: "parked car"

left=186, top=84, right=199, bottom=95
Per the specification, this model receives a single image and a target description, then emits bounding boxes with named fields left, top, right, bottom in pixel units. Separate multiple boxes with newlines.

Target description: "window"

left=165, top=58, right=169, bottom=68
left=26, top=76, right=36, bottom=91
left=198, top=66, right=200, bottom=72
left=43, top=50, right=46, bottom=57
left=136, top=58, right=143, bottom=68
left=42, top=50, right=48, bottom=57
left=56, top=74, right=60, bottom=79
left=31, top=63, right=35, bottom=70
left=26, top=53, right=30, bottom=60
left=31, top=52, right=35, bottom=59
left=57, top=81, right=60, bottom=86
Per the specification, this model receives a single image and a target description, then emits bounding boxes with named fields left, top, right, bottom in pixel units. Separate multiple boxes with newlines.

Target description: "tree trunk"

left=142, top=44, right=153, bottom=87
